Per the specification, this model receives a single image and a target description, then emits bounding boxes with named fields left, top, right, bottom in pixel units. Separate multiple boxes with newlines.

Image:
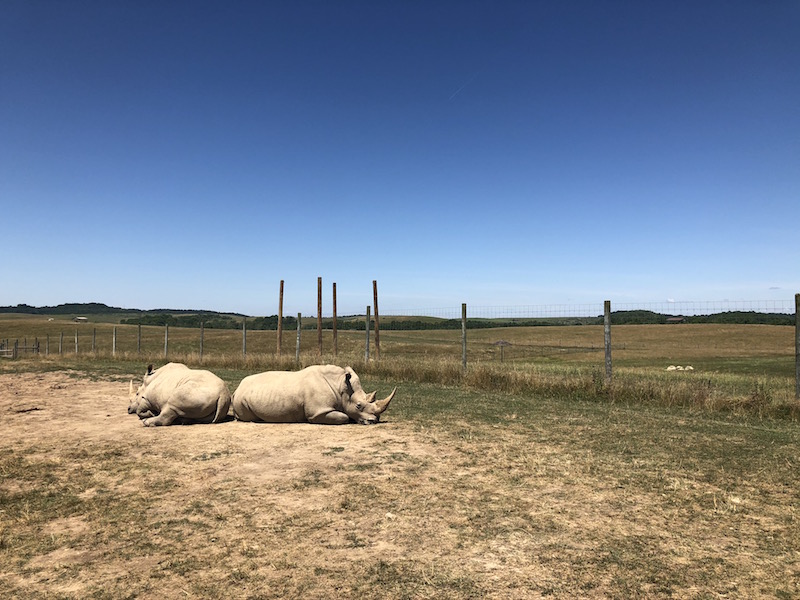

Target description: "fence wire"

left=381, top=300, right=795, bottom=320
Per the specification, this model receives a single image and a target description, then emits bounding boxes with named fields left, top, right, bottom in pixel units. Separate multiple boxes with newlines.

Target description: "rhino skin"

left=232, top=365, right=396, bottom=425
left=128, top=362, right=231, bottom=427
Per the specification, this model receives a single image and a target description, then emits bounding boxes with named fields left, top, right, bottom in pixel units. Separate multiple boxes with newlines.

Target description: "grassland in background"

left=1, top=315, right=797, bottom=419
left=1, top=365, right=799, bottom=598
left=2, top=314, right=800, bottom=598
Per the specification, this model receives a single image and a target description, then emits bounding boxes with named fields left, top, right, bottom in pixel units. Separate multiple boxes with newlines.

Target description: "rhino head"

left=127, top=364, right=155, bottom=417
left=340, top=366, right=396, bottom=425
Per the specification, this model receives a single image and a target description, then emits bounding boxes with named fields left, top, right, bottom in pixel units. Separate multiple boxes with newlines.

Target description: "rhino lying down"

left=128, top=362, right=231, bottom=426
left=233, top=365, right=396, bottom=425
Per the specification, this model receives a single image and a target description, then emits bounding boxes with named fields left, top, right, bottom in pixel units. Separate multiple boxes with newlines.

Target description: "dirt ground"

left=0, top=371, right=480, bottom=598
left=1, top=370, right=798, bottom=599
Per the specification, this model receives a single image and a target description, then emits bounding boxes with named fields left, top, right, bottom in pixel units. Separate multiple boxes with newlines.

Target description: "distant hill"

left=0, top=303, right=793, bottom=329
left=1, top=302, right=131, bottom=315
left=0, top=302, right=245, bottom=317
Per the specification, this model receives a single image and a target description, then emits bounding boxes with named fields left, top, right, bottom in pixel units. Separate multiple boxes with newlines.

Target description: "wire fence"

left=381, top=299, right=796, bottom=320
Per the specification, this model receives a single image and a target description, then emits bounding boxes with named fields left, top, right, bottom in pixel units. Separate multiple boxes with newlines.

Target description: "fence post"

left=14, top=340, right=18, bottom=359
left=75, top=330, right=78, bottom=354
left=242, top=317, right=247, bottom=357
left=317, top=277, right=323, bottom=357
left=295, top=313, right=302, bottom=365
left=795, top=293, right=799, bottom=400
left=92, top=328, right=96, bottom=353
left=46, top=334, right=50, bottom=356
left=332, top=282, right=338, bottom=358
left=277, top=280, right=284, bottom=357
left=200, top=321, right=204, bottom=362
left=59, top=332, right=63, bottom=354
left=365, top=306, right=371, bottom=363
left=113, top=327, right=117, bottom=356
left=164, top=324, right=169, bottom=358
left=137, top=324, right=141, bottom=354
left=604, top=300, right=612, bottom=385
left=462, top=303, right=467, bottom=372
left=373, top=280, right=381, bottom=361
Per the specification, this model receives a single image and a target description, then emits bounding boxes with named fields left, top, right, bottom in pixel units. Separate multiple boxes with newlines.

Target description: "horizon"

left=2, top=1, right=798, bottom=316
left=1, top=297, right=796, bottom=320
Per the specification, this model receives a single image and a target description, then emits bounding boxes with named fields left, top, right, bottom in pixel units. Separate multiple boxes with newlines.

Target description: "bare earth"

left=1, top=371, right=798, bottom=599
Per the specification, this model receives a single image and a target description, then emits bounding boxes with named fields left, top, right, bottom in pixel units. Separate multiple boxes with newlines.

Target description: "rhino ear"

left=146, top=364, right=154, bottom=375
left=342, top=368, right=354, bottom=395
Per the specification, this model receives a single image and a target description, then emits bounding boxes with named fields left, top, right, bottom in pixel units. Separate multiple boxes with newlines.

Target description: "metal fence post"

left=295, top=313, right=302, bottom=365
left=317, top=277, right=323, bottom=357
left=332, top=282, right=338, bottom=358
left=277, top=280, right=284, bottom=357
left=373, top=280, right=381, bottom=361
left=365, top=306, right=371, bottom=363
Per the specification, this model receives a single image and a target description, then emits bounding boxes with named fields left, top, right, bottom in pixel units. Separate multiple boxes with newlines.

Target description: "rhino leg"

left=308, top=409, right=350, bottom=425
left=142, top=406, right=179, bottom=427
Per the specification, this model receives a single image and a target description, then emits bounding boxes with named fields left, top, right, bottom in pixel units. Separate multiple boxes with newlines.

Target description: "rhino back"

left=233, top=370, right=334, bottom=422
left=147, top=367, right=230, bottom=421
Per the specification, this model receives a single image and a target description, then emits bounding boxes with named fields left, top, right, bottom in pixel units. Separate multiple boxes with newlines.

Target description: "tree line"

left=2, top=304, right=793, bottom=329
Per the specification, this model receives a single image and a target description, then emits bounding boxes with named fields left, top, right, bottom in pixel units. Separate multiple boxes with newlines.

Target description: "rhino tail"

left=213, top=391, right=232, bottom=423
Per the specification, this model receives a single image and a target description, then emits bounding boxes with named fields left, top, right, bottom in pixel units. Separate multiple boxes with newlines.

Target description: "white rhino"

left=128, top=362, right=232, bottom=426
left=232, top=365, right=396, bottom=425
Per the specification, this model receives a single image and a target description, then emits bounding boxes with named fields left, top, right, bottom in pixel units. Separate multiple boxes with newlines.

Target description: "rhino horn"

left=373, top=387, right=397, bottom=414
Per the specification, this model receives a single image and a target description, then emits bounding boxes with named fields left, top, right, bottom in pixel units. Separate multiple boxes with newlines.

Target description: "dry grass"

left=0, top=370, right=798, bottom=599
left=2, top=317, right=798, bottom=419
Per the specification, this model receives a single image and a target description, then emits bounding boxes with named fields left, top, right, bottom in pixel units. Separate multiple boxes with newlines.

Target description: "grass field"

left=0, top=357, right=798, bottom=599
left=2, top=316, right=797, bottom=418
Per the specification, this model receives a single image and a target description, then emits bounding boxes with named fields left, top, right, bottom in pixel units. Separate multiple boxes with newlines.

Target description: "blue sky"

left=2, top=1, right=798, bottom=317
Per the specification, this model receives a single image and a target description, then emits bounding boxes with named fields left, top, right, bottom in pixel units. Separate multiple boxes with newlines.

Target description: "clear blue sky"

left=2, top=1, right=798, bottom=316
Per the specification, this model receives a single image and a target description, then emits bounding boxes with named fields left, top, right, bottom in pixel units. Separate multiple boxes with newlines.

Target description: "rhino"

left=128, top=362, right=232, bottom=426
left=232, top=365, right=396, bottom=425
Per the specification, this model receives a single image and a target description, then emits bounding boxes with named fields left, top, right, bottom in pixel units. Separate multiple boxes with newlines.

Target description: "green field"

left=2, top=315, right=797, bottom=418
left=1, top=354, right=798, bottom=598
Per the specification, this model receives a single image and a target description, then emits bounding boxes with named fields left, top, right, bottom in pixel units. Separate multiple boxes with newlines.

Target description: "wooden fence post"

left=46, top=334, right=49, bottom=356
left=75, top=330, right=78, bottom=354
left=604, top=300, right=612, bottom=385
left=200, top=321, right=204, bottom=362
left=462, top=303, right=467, bottom=372
left=277, top=280, right=284, bottom=357
left=373, top=280, right=381, bottom=361
left=295, top=313, right=302, bottom=365
left=113, top=327, right=117, bottom=356
left=164, top=324, right=169, bottom=358
left=59, top=332, right=63, bottom=354
left=242, top=317, right=247, bottom=357
left=795, top=293, right=799, bottom=400
left=317, top=277, right=323, bottom=357
left=365, top=306, right=371, bottom=363
left=332, top=282, right=338, bottom=358
left=137, top=324, right=141, bottom=354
